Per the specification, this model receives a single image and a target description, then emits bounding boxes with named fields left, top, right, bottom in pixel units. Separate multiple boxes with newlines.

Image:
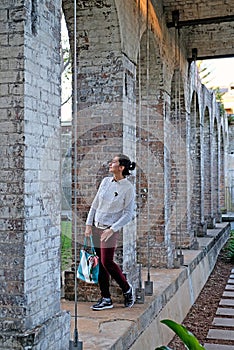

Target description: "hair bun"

left=129, top=161, right=136, bottom=171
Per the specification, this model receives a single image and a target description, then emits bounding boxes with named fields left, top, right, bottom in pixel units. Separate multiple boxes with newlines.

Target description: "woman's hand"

left=100, top=228, right=114, bottom=242
left=85, top=225, right=92, bottom=237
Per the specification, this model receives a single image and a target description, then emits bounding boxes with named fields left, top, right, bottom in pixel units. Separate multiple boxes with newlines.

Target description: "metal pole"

left=135, top=0, right=145, bottom=304
left=177, top=26, right=184, bottom=266
left=173, top=17, right=181, bottom=268
left=70, top=0, right=83, bottom=348
left=144, top=0, right=153, bottom=295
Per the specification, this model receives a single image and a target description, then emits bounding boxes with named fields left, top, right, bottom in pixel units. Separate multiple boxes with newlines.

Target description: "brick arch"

left=203, top=106, right=214, bottom=228
left=169, top=70, right=192, bottom=247
left=135, top=26, right=169, bottom=267
left=137, top=28, right=164, bottom=106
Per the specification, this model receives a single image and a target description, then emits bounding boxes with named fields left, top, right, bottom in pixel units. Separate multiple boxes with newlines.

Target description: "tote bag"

left=77, top=236, right=99, bottom=284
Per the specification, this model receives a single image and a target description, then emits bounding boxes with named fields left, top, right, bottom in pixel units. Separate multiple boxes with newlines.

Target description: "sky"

left=203, top=58, right=234, bottom=88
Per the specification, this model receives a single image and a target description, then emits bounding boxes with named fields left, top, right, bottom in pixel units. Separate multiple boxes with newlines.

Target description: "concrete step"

left=207, top=329, right=234, bottom=341
left=204, top=272, right=234, bottom=349
left=204, top=344, right=234, bottom=350
left=225, top=284, right=234, bottom=291
left=213, top=317, right=234, bottom=327
left=216, top=308, right=234, bottom=316
left=223, top=291, right=234, bottom=298
left=220, top=298, right=234, bottom=306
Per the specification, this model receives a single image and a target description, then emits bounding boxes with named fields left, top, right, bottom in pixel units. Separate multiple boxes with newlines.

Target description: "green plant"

left=155, top=319, right=205, bottom=350
left=61, top=220, right=72, bottom=271
left=213, top=87, right=225, bottom=116
left=228, top=114, right=234, bottom=125
left=223, top=230, right=234, bottom=262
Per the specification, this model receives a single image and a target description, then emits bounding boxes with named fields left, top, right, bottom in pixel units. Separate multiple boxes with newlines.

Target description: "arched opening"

left=213, top=118, right=220, bottom=221
left=61, top=12, right=73, bottom=277
left=136, top=27, right=169, bottom=268
left=169, top=69, right=192, bottom=248
left=190, top=91, right=202, bottom=236
left=203, top=106, right=213, bottom=228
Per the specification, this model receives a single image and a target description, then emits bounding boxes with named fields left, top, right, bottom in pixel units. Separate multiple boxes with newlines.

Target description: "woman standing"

left=85, top=154, right=136, bottom=310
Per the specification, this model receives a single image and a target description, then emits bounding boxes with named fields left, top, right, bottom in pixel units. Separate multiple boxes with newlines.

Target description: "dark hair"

left=117, top=154, right=136, bottom=176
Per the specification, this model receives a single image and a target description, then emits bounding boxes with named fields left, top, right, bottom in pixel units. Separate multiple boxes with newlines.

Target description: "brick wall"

left=0, top=0, right=26, bottom=338
left=0, top=0, right=70, bottom=348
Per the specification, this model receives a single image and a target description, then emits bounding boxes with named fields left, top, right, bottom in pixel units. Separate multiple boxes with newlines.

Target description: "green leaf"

left=160, top=319, right=205, bottom=350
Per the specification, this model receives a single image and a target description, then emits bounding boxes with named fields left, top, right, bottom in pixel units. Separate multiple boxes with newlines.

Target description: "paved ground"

left=61, top=222, right=230, bottom=350
left=204, top=269, right=234, bottom=350
left=61, top=266, right=183, bottom=349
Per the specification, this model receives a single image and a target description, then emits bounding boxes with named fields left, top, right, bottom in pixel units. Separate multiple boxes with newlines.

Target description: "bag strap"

left=84, top=236, right=96, bottom=254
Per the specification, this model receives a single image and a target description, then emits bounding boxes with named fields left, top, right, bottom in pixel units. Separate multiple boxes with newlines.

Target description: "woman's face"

left=109, top=156, right=123, bottom=174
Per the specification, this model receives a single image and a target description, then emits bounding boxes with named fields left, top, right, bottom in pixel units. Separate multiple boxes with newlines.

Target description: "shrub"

left=223, top=229, right=234, bottom=263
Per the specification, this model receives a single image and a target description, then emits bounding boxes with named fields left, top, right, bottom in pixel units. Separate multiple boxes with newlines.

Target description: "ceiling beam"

left=167, top=14, right=234, bottom=28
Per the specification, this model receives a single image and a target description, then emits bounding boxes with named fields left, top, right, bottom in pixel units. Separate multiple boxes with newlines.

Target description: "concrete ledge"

left=61, top=223, right=230, bottom=350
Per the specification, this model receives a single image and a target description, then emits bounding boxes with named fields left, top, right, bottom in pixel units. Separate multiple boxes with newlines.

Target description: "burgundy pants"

left=92, top=227, right=129, bottom=298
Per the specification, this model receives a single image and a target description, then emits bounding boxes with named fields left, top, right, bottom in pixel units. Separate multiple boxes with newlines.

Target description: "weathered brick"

left=0, top=0, right=70, bottom=348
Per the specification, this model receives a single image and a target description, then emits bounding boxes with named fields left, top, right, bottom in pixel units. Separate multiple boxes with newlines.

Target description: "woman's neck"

left=113, top=174, right=125, bottom=181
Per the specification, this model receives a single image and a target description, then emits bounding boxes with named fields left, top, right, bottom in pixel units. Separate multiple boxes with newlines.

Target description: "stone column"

left=0, top=1, right=70, bottom=348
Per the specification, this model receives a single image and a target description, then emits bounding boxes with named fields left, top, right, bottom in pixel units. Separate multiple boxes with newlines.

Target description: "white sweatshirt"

left=86, top=176, right=135, bottom=232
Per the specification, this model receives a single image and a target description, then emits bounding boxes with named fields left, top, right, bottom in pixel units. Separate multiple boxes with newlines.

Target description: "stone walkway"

left=204, top=269, right=234, bottom=350
left=61, top=223, right=230, bottom=350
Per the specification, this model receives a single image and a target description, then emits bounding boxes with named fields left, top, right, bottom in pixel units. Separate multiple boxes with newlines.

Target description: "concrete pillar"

left=0, top=1, right=70, bottom=348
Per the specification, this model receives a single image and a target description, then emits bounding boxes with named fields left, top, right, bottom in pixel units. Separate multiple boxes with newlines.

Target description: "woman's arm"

left=85, top=177, right=108, bottom=227
left=86, top=207, right=96, bottom=226
left=85, top=224, right=92, bottom=237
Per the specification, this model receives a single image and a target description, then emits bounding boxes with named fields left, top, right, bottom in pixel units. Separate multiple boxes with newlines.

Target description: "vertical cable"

left=174, top=19, right=179, bottom=263
left=194, top=88, right=198, bottom=246
left=146, top=0, right=150, bottom=280
left=177, top=28, right=184, bottom=264
left=144, top=0, right=153, bottom=295
left=73, top=0, right=79, bottom=346
left=138, top=0, right=142, bottom=290
left=71, top=3, right=83, bottom=348
left=135, top=0, right=145, bottom=303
